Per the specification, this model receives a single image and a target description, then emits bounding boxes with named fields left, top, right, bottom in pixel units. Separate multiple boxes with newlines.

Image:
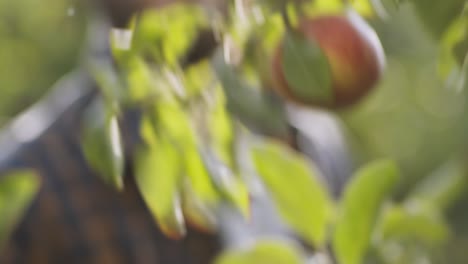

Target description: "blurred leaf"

left=134, top=5, right=206, bottom=66
left=411, top=0, right=465, bottom=39
left=244, top=15, right=284, bottom=87
left=211, top=50, right=290, bottom=139
left=252, top=140, right=331, bottom=247
left=215, top=239, right=303, bottom=264
left=305, top=0, right=344, bottom=16
left=181, top=176, right=218, bottom=233
left=305, top=0, right=375, bottom=17
left=351, top=0, right=375, bottom=17
left=135, top=139, right=186, bottom=239
left=209, top=88, right=235, bottom=168
left=406, top=158, right=467, bottom=211
left=82, top=99, right=124, bottom=190
left=438, top=13, right=468, bottom=79
left=184, top=61, right=214, bottom=97
left=333, top=159, right=399, bottom=264
left=222, top=175, right=250, bottom=219
left=182, top=140, right=221, bottom=233
left=185, top=148, right=220, bottom=204
left=0, top=170, right=40, bottom=247
left=126, top=56, right=155, bottom=102
left=205, top=154, right=251, bottom=219
left=281, top=31, right=332, bottom=104
left=88, top=59, right=126, bottom=104
left=157, top=99, right=193, bottom=146
left=379, top=204, right=450, bottom=246
left=140, top=110, right=159, bottom=147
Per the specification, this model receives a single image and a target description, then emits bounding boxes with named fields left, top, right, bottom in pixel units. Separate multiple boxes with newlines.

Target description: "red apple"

left=271, top=11, right=385, bottom=108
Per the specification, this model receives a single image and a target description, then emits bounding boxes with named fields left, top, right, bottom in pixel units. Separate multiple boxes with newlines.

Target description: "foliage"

left=0, top=170, right=40, bottom=247
left=2, top=0, right=468, bottom=263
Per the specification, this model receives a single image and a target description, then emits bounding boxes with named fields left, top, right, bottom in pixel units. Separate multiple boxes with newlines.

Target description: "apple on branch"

left=271, top=10, right=386, bottom=109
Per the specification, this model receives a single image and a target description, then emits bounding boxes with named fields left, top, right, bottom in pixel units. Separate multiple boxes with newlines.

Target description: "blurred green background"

left=0, top=0, right=85, bottom=125
left=1, top=0, right=468, bottom=262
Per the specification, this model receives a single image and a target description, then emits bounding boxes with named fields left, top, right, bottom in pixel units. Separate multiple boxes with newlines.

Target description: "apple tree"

left=1, top=0, right=468, bottom=263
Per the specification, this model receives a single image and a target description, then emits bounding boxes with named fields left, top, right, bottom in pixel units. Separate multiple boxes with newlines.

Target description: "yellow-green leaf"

left=379, top=204, right=450, bottom=246
left=333, top=159, right=399, bottom=264
left=134, top=5, right=206, bottom=67
left=126, top=56, right=155, bottom=102
left=0, top=170, right=40, bottom=247
left=438, top=14, right=468, bottom=79
left=182, top=145, right=221, bottom=233
left=181, top=177, right=218, bottom=233
left=209, top=88, right=235, bottom=168
left=135, top=138, right=186, bottom=239
left=251, top=140, right=332, bottom=247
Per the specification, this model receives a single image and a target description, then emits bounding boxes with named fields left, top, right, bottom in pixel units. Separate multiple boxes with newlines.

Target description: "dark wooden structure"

left=0, top=70, right=220, bottom=263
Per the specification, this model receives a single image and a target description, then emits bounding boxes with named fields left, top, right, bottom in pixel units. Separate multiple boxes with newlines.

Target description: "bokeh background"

left=1, top=0, right=468, bottom=263
left=0, top=0, right=85, bottom=125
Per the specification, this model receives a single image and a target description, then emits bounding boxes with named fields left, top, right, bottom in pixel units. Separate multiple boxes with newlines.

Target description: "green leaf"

left=412, top=0, right=466, bottom=39
left=182, top=146, right=221, bottom=233
left=221, top=175, right=250, bottom=219
left=379, top=205, right=450, bottom=246
left=438, top=14, right=468, bottom=79
left=126, top=56, right=155, bottom=102
left=181, top=176, right=218, bottom=233
left=215, top=239, right=303, bottom=264
left=184, top=61, right=214, bottom=97
left=305, top=0, right=377, bottom=17
left=134, top=138, right=186, bottom=239
left=81, top=98, right=124, bottom=190
left=134, top=5, right=206, bottom=66
left=185, top=147, right=220, bottom=205
left=209, top=88, right=235, bottom=168
left=251, top=140, right=331, bottom=247
left=406, top=158, right=467, bottom=211
left=333, top=159, right=399, bottom=264
left=203, top=153, right=250, bottom=219
left=211, top=50, right=290, bottom=139
left=157, top=99, right=194, bottom=146
left=87, top=60, right=125, bottom=104
left=281, top=30, right=332, bottom=104
left=0, top=170, right=40, bottom=247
